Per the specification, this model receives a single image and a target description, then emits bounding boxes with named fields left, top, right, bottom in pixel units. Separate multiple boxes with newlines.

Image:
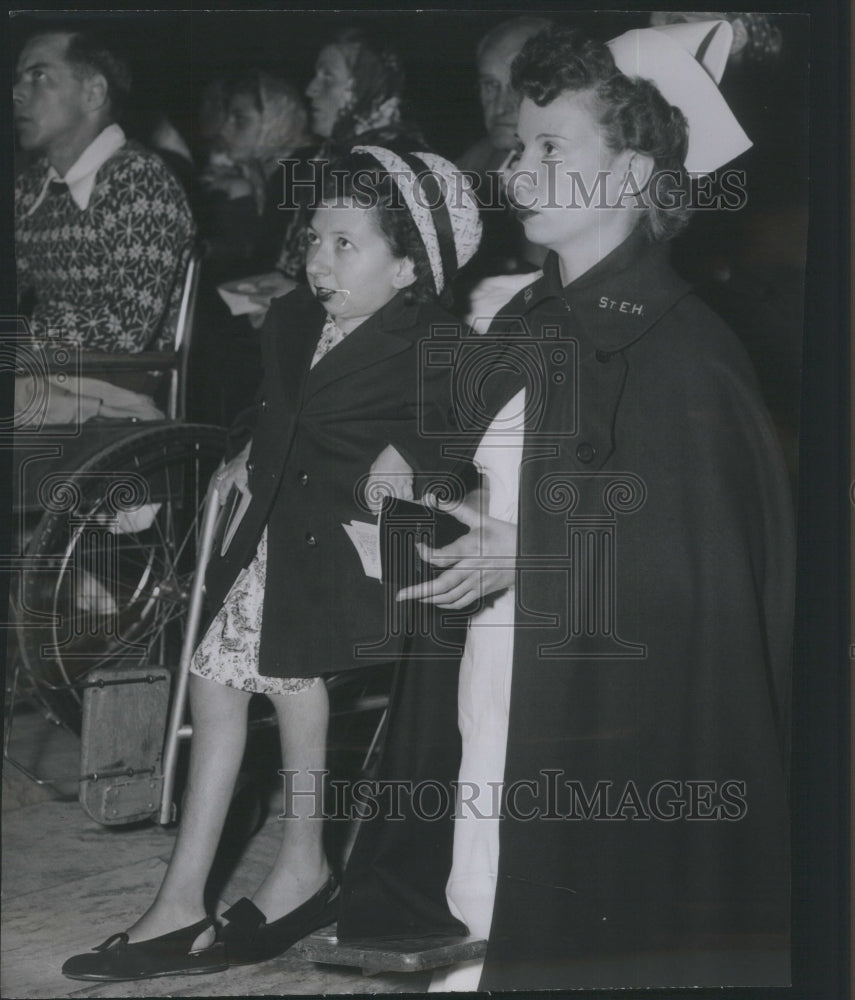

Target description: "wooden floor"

left=2, top=708, right=432, bottom=999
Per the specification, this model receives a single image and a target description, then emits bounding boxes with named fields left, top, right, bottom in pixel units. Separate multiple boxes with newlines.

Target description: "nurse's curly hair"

left=317, top=150, right=438, bottom=304
left=511, top=27, right=693, bottom=241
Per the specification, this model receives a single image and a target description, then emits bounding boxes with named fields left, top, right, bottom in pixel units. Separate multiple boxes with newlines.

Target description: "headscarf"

left=325, top=28, right=407, bottom=144
left=228, top=70, right=312, bottom=213
left=276, top=30, right=425, bottom=277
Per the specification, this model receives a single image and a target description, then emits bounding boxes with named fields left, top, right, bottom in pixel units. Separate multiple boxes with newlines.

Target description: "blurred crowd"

left=13, top=12, right=805, bottom=469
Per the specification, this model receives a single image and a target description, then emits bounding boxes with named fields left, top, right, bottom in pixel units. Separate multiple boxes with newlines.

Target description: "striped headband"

left=351, top=145, right=481, bottom=294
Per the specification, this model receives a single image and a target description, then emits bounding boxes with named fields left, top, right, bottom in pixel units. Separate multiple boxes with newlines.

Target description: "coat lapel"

left=302, top=292, right=419, bottom=401
left=270, top=290, right=325, bottom=411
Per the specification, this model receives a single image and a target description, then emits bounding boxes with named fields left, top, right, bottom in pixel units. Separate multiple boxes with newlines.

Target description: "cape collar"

left=507, top=229, right=691, bottom=353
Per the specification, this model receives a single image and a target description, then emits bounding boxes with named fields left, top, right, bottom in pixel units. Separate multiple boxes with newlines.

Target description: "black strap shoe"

left=62, top=917, right=228, bottom=982
left=221, top=875, right=341, bottom=966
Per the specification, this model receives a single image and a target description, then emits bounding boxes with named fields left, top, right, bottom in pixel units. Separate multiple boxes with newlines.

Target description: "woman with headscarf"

left=274, top=26, right=425, bottom=280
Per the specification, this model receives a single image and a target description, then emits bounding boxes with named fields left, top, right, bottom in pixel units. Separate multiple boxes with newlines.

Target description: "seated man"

left=13, top=26, right=196, bottom=424
left=454, top=17, right=551, bottom=323
left=459, top=16, right=553, bottom=176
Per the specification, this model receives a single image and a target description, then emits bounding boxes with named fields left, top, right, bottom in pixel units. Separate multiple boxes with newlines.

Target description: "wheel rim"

left=16, top=425, right=225, bottom=730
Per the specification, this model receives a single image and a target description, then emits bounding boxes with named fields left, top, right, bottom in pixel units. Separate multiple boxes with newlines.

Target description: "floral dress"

left=190, top=528, right=319, bottom=695
left=190, top=315, right=350, bottom=696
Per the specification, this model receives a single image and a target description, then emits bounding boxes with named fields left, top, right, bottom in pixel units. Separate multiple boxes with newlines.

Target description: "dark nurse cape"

left=339, top=229, right=795, bottom=990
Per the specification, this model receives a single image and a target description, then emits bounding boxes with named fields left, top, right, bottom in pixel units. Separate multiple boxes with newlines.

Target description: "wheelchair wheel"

left=16, top=423, right=226, bottom=732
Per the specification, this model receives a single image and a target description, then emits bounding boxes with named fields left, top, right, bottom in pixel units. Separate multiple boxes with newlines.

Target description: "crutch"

left=158, top=478, right=221, bottom=824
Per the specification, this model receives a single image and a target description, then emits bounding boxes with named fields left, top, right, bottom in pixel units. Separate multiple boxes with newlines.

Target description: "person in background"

left=273, top=25, right=424, bottom=283
left=13, top=26, right=195, bottom=422
left=200, top=70, right=311, bottom=278
left=458, top=16, right=554, bottom=177
left=13, top=28, right=194, bottom=354
left=193, top=76, right=228, bottom=165
left=452, top=17, right=552, bottom=326
left=189, top=70, right=311, bottom=428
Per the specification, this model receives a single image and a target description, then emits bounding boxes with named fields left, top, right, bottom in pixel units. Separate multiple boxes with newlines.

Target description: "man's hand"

left=364, top=444, right=414, bottom=513
left=395, top=494, right=517, bottom=609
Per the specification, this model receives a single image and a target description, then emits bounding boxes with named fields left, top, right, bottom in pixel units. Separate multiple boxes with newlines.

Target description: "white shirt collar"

left=27, top=124, right=127, bottom=215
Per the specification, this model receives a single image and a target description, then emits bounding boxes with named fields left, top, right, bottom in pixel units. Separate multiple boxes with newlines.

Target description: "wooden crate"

left=79, top=666, right=171, bottom=825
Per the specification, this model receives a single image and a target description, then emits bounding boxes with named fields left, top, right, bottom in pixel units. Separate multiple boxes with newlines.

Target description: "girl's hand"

left=214, top=439, right=252, bottom=502
left=364, top=444, right=414, bottom=513
left=395, top=494, right=517, bottom=609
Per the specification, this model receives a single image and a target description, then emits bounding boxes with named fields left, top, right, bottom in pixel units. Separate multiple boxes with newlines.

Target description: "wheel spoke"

left=17, top=426, right=226, bottom=730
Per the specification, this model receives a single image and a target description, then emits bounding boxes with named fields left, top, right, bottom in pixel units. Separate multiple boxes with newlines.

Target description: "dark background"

left=7, top=9, right=813, bottom=456
left=1, top=6, right=848, bottom=1000
left=7, top=7, right=809, bottom=212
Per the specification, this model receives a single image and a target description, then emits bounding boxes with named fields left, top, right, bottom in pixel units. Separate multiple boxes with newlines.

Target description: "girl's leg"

left=126, top=673, right=252, bottom=945
left=250, top=678, right=332, bottom=921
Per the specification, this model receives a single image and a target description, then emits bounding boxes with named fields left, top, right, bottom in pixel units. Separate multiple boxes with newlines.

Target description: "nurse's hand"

left=396, top=495, right=517, bottom=610
left=215, top=439, right=252, bottom=502
left=364, top=444, right=414, bottom=513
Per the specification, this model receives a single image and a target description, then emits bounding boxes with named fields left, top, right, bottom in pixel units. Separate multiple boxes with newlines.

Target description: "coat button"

left=576, top=442, right=596, bottom=463
left=297, top=470, right=309, bottom=486
left=260, top=399, right=267, bottom=409
left=246, top=460, right=255, bottom=474
left=596, top=350, right=611, bottom=363
left=305, top=532, right=317, bottom=546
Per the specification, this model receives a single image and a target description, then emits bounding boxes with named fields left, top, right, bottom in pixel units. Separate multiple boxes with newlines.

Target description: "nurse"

left=343, top=21, right=795, bottom=993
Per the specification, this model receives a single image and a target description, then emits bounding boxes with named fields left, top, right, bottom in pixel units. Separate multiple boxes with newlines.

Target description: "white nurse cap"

left=606, top=20, right=752, bottom=174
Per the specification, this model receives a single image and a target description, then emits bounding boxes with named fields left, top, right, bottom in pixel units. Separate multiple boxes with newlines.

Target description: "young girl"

left=61, top=146, right=482, bottom=982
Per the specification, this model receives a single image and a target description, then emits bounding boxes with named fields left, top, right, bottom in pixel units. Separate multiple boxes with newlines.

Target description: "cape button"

left=576, top=442, right=596, bottom=464
left=297, top=470, right=309, bottom=486
left=305, top=532, right=317, bottom=546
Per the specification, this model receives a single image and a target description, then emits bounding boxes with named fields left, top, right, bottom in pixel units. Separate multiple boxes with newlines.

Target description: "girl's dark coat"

left=203, top=285, right=465, bottom=678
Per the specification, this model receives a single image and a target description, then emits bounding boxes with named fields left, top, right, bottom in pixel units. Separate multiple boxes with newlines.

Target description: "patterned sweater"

left=15, top=142, right=195, bottom=352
